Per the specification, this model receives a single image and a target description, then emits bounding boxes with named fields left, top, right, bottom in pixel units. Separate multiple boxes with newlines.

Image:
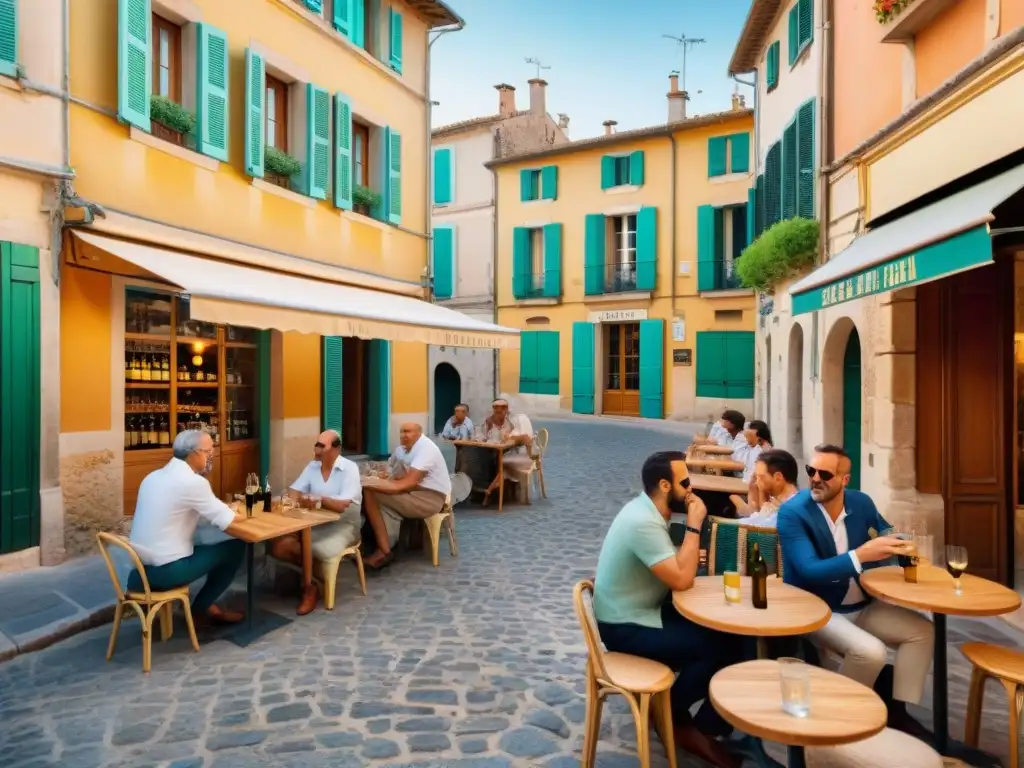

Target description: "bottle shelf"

left=125, top=382, right=171, bottom=389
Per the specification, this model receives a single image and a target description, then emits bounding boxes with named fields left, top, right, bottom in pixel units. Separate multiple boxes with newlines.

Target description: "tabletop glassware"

left=945, top=545, right=968, bottom=595
left=778, top=657, right=811, bottom=718
left=244, top=472, right=259, bottom=517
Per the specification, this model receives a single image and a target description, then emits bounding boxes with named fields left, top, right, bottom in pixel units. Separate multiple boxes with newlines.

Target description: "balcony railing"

left=514, top=271, right=559, bottom=300
left=709, top=259, right=744, bottom=291
left=585, top=262, right=638, bottom=294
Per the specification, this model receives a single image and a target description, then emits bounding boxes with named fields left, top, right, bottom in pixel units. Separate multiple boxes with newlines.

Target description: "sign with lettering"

left=588, top=309, right=648, bottom=323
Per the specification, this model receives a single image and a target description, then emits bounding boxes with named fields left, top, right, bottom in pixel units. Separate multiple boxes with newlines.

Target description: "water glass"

left=778, top=658, right=811, bottom=718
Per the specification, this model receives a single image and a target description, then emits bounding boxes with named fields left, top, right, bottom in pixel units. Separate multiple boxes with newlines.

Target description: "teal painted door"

left=432, top=363, right=460, bottom=434
left=366, top=339, right=391, bottom=457
left=842, top=329, right=862, bottom=490
left=638, top=319, right=664, bottom=419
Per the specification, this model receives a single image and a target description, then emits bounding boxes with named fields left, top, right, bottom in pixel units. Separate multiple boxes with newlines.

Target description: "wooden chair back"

left=96, top=531, right=150, bottom=602
left=573, top=580, right=611, bottom=682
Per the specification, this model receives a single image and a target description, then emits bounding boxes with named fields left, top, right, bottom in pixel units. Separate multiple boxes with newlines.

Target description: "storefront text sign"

left=588, top=309, right=648, bottom=323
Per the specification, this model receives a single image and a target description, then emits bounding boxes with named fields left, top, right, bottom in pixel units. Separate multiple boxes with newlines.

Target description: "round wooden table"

left=860, top=564, right=1020, bottom=763
left=673, top=575, right=832, bottom=637
left=710, top=660, right=887, bottom=767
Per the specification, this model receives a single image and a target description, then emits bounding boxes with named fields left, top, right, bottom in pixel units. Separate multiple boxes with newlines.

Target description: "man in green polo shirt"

left=594, top=451, right=745, bottom=768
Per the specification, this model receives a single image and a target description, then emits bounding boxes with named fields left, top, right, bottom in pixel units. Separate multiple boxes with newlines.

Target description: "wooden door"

left=842, top=329, right=862, bottom=490
left=342, top=338, right=367, bottom=454
left=602, top=323, right=640, bottom=416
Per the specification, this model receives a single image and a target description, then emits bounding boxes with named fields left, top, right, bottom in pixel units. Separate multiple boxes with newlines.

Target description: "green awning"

left=790, top=164, right=1024, bottom=315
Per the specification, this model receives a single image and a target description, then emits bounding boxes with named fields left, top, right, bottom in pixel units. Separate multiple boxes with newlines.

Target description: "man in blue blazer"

left=778, top=444, right=934, bottom=740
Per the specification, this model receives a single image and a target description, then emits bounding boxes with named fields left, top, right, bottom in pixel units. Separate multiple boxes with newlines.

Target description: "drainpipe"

left=819, top=0, right=833, bottom=260
left=491, top=157, right=499, bottom=400
left=732, top=74, right=758, bottom=177
left=668, top=132, right=678, bottom=337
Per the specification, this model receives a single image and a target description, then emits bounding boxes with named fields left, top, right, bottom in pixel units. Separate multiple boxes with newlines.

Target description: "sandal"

left=365, top=550, right=395, bottom=572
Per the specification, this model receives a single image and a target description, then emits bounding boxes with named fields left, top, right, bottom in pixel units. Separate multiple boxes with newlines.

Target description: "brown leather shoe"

left=673, top=722, right=741, bottom=768
left=297, top=583, right=319, bottom=616
left=199, top=605, right=244, bottom=625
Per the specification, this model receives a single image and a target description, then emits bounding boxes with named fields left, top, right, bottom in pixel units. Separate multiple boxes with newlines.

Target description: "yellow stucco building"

left=491, top=80, right=756, bottom=422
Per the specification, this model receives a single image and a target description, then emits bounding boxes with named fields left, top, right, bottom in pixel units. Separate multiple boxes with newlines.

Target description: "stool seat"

left=961, top=641, right=1024, bottom=767
left=805, top=727, right=942, bottom=768
left=961, top=641, right=1024, bottom=683
left=126, top=585, right=190, bottom=602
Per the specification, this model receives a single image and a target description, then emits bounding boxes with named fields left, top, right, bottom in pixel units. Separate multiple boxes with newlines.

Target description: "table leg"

left=246, top=542, right=255, bottom=634
left=786, top=745, right=806, bottom=768
left=933, top=612, right=948, bottom=753
left=301, top=528, right=313, bottom=588
left=497, top=453, right=505, bottom=512
left=228, top=541, right=293, bottom=648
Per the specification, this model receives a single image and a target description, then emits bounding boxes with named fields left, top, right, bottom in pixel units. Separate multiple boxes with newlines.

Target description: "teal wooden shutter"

left=765, top=142, right=781, bottom=227
left=755, top=174, right=765, bottom=237
left=766, top=41, right=779, bottom=90
left=0, top=243, right=41, bottom=553
left=782, top=119, right=798, bottom=219
left=696, top=205, right=718, bottom=291
left=708, top=137, right=728, bottom=177
left=788, top=6, right=799, bottom=64
left=350, top=0, right=365, bottom=48
left=628, top=151, right=645, bottom=186
left=366, top=339, right=391, bottom=457
left=571, top=322, right=595, bottom=414
left=639, top=319, right=664, bottom=419
left=304, top=0, right=323, bottom=10
left=306, top=84, right=330, bottom=199
left=519, top=169, right=534, bottom=202
left=512, top=227, right=531, bottom=299
left=746, top=188, right=756, bottom=249
left=117, top=0, right=151, bottom=131
left=519, top=332, right=539, bottom=393
left=196, top=24, right=229, bottom=162
left=433, top=226, right=454, bottom=299
left=257, top=331, right=271, bottom=478
left=387, top=127, right=402, bottom=224
left=799, top=0, right=814, bottom=48
left=388, top=8, right=403, bottom=73
left=0, top=0, right=18, bottom=78
left=635, top=207, right=657, bottom=292
left=433, top=147, right=453, bottom=204
left=797, top=99, right=816, bottom=219
left=730, top=132, right=750, bottom=174
left=724, top=332, right=755, bottom=399
left=321, top=336, right=343, bottom=433
left=600, top=156, right=616, bottom=189
left=541, top=166, right=558, bottom=200
left=537, top=331, right=560, bottom=395
left=244, top=48, right=265, bottom=178
left=333, top=0, right=351, bottom=36
left=584, top=213, right=605, bottom=295
left=542, top=223, right=562, bottom=298
left=696, top=332, right=727, bottom=398
left=334, top=93, right=353, bottom=209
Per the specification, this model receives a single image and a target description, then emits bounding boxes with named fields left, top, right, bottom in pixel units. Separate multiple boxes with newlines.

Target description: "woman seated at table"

left=482, top=405, right=534, bottom=506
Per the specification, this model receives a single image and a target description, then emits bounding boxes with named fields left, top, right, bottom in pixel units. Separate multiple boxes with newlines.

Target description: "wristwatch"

left=685, top=525, right=701, bottom=537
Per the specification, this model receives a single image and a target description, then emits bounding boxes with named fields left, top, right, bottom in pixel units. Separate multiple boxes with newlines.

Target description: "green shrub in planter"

left=150, top=95, right=196, bottom=135
left=264, top=146, right=302, bottom=178
left=353, top=184, right=382, bottom=209
left=736, top=217, right=820, bottom=292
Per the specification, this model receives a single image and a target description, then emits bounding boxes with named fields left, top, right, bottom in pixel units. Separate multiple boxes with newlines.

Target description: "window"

left=512, top=224, right=563, bottom=300
left=766, top=41, right=780, bottom=92
left=0, top=0, right=18, bottom=78
left=354, top=122, right=370, bottom=186
left=519, top=166, right=557, bottom=202
left=529, top=229, right=545, bottom=294
left=788, top=0, right=814, bottom=66
left=708, top=133, right=750, bottom=177
left=604, top=214, right=638, bottom=293
left=600, top=151, right=645, bottom=190
left=152, top=14, right=181, bottom=102
left=584, top=208, right=656, bottom=295
left=697, top=204, right=748, bottom=292
left=265, top=75, right=289, bottom=151
left=695, top=331, right=755, bottom=399
left=519, top=331, right=560, bottom=395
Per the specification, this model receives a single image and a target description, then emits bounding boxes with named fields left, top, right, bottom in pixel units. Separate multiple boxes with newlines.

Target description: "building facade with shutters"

left=428, top=80, right=567, bottom=429
left=490, top=80, right=756, bottom=422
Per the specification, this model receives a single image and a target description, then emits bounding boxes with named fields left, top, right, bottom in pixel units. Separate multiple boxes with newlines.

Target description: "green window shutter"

left=321, top=336, right=343, bottom=433
left=755, top=174, right=765, bottom=237
left=782, top=120, right=798, bottom=219
left=519, top=331, right=539, bottom=394
left=244, top=48, right=265, bottom=178
left=600, top=155, right=616, bottom=190
left=196, top=24, right=229, bottom=162
left=512, top=227, right=531, bottom=299
left=797, top=99, right=816, bottom=219
left=366, top=340, right=391, bottom=457
left=305, top=0, right=323, bottom=11
left=584, top=213, right=606, bottom=295
left=696, top=332, right=727, bottom=398
left=0, top=242, right=41, bottom=553
left=766, top=41, right=779, bottom=90
left=799, top=0, right=814, bottom=48
left=639, top=319, right=664, bottom=419
left=334, top=93, right=354, bottom=210
left=537, top=331, right=560, bottom=395
left=708, top=137, right=728, bottom=177
left=628, top=151, right=645, bottom=186
left=696, top=204, right=718, bottom=291
left=541, top=166, right=558, bottom=200
left=306, top=84, right=330, bottom=200
left=724, top=332, right=755, bottom=399
left=520, top=169, right=535, bottom=202
left=433, top=147, right=453, bottom=205
left=333, top=0, right=351, bottom=36
left=388, top=8, right=403, bottom=73
left=432, top=226, right=454, bottom=299
left=635, top=207, right=657, bottom=292
left=0, top=0, right=18, bottom=77
left=571, top=322, right=595, bottom=414
left=387, top=127, right=402, bottom=223
left=730, top=132, right=750, bottom=174
left=350, top=0, right=366, bottom=48
left=117, top=0, right=151, bottom=131
left=788, top=6, right=799, bottom=65
left=765, top=142, right=782, bottom=227
left=542, top=223, right=562, bottom=298
left=746, top=188, right=756, bottom=249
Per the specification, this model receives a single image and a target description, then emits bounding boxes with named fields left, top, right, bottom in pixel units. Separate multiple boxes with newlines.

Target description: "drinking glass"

left=778, top=657, right=811, bottom=718
left=244, top=472, right=259, bottom=518
left=945, top=545, right=968, bottom=596
left=913, top=534, right=934, bottom=564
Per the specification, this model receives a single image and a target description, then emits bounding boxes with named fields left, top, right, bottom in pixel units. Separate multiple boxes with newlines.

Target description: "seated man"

left=730, top=448, right=799, bottom=528
left=128, top=429, right=245, bottom=625
left=362, top=422, right=451, bottom=569
left=440, top=403, right=474, bottom=441
left=595, top=451, right=746, bottom=768
left=481, top=397, right=515, bottom=442
left=269, top=429, right=362, bottom=616
left=778, top=444, right=934, bottom=739
left=483, top=408, right=534, bottom=506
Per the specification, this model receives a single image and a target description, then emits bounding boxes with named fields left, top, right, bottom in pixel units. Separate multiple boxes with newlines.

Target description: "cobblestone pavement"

left=0, top=419, right=1019, bottom=767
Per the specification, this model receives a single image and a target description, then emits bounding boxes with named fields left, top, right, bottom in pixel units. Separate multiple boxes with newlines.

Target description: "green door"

left=842, top=329, right=862, bottom=490
left=433, top=363, right=461, bottom=434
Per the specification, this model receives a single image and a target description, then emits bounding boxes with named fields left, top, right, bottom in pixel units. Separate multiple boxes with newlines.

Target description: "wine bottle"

left=147, top=414, right=158, bottom=445
left=160, top=355, right=170, bottom=381
left=141, top=354, right=152, bottom=381
left=751, top=543, right=768, bottom=610
left=263, top=476, right=273, bottom=511
left=130, top=351, right=141, bottom=381
left=159, top=416, right=170, bottom=447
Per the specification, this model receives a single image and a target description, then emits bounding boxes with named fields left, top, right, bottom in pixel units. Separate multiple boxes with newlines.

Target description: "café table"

left=692, top=444, right=737, bottom=456
left=449, top=439, right=516, bottom=511
left=686, top=457, right=745, bottom=473
left=710, top=659, right=888, bottom=768
left=690, top=474, right=749, bottom=495
left=860, top=563, right=1021, bottom=766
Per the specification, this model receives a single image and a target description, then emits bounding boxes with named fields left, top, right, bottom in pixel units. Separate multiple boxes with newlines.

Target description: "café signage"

left=588, top=309, right=648, bottom=323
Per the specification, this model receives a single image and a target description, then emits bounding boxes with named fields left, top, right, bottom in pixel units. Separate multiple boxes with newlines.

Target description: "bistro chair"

left=573, top=580, right=678, bottom=768
left=961, top=641, right=1024, bottom=768
left=421, top=494, right=458, bottom=567
left=505, top=427, right=550, bottom=504
left=96, top=532, right=200, bottom=673
left=317, top=541, right=367, bottom=610
left=805, top=727, right=942, bottom=767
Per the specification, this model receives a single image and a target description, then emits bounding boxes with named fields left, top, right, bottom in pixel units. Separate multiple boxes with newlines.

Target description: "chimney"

left=495, top=83, right=516, bottom=117
left=557, top=113, right=570, bottom=136
left=603, top=120, right=618, bottom=136
left=667, top=71, right=687, bottom=122
left=731, top=92, right=746, bottom=111
left=528, top=78, right=547, bottom=117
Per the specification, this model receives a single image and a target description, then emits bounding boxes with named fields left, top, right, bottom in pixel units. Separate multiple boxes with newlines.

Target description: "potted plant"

left=353, top=184, right=382, bottom=216
left=149, top=95, right=196, bottom=146
left=873, top=0, right=912, bottom=23
left=265, top=146, right=301, bottom=189
left=735, top=217, right=820, bottom=293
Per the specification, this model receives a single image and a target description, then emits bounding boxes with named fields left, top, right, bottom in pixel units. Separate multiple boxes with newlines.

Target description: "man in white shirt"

left=269, top=429, right=362, bottom=615
left=440, top=403, right=474, bottom=441
left=362, top=422, right=452, bottom=570
left=730, top=448, right=799, bottom=528
left=128, top=430, right=245, bottom=624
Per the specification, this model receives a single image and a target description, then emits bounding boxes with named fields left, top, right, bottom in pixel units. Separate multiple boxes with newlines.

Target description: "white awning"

left=72, top=231, right=520, bottom=349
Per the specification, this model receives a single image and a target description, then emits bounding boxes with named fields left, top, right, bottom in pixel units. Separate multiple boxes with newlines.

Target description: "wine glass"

left=244, top=472, right=259, bottom=517
left=945, top=545, right=968, bottom=596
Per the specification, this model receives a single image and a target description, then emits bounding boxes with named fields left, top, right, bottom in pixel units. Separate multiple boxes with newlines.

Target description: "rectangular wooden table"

left=450, top=440, right=516, bottom=511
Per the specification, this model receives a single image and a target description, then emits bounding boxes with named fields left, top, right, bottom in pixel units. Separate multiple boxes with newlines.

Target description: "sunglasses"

left=681, top=477, right=691, bottom=489
left=805, top=465, right=836, bottom=482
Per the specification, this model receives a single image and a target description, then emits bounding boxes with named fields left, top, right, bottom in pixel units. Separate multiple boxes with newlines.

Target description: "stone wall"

left=60, top=450, right=123, bottom=558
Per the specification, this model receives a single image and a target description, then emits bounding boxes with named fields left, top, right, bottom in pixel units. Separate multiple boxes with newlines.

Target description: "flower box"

left=876, top=0, right=960, bottom=43
left=266, top=172, right=291, bottom=190
left=152, top=121, right=185, bottom=146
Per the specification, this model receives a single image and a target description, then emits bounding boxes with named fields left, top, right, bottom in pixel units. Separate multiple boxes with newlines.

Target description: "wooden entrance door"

left=602, top=322, right=640, bottom=416
left=342, top=338, right=368, bottom=454
left=842, top=329, right=862, bottom=490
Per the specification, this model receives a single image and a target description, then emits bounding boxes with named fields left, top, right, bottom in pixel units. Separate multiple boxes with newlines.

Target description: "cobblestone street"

left=0, top=418, right=1019, bottom=767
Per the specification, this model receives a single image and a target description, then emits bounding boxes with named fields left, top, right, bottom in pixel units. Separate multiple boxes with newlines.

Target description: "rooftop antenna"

left=524, top=56, right=551, bottom=80
left=661, top=33, right=706, bottom=94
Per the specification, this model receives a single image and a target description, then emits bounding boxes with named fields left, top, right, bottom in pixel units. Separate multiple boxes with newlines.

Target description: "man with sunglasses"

left=777, top=444, right=934, bottom=740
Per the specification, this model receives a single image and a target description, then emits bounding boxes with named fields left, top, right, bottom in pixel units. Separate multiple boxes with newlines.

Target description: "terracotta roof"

left=404, top=0, right=463, bottom=29
left=431, top=111, right=529, bottom=139
left=485, top=108, right=754, bottom=168
left=728, top=0, right=783, bottom=75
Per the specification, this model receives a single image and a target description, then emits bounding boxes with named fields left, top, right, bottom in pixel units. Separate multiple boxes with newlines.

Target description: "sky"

left=429, top=0, right=756, bottom=140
